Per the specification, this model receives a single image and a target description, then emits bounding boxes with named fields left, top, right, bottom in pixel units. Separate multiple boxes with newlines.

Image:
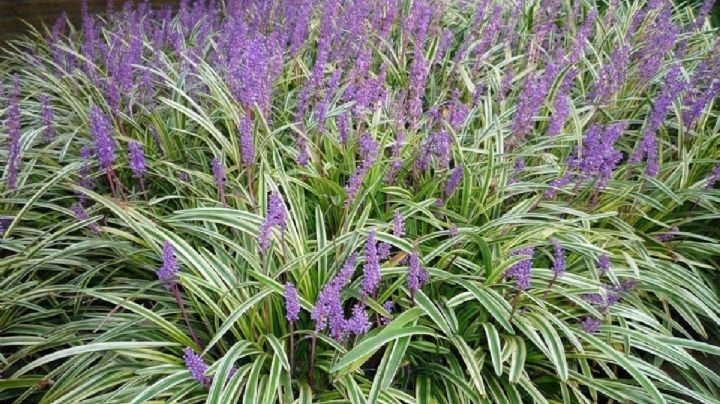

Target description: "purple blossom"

left=239, top=116, right=255, bottom=167
left=630, top=65, right=686, bottom=176
left=447, top=90, right=469, bottom=131
left=6, top=75, right=22, bottom=190
left=156, top=241, right=178, bottom=286
left=71, top=202, right=100, bottom=234
left=347, top=303, right=371, bottom=335
left=285, top=282, right=301, bottom=323
left=40, top=95, right=54, bottom=141
left=547, top=69, right=576, bottom=136
left=705, top=165, right=720, bottom=189
left=407, top=249, right=428, bottom=299
left=128, top=141, right=145, bottom=179
left=362, top=231, right=381, bottom=298
left=311, top=253, right=357, bottom=339
left=577, top=122, right=627, bottom=189
left=511, top=63, right=559, bottom=142
left=444, top=165, right=464, bottom=199
left=381, top=300, right=394, bottom=325
left=581, top=317, right=600, bottom=333
left=259, top=192, right=288, bottom=252
left=211, top=158, right=225, bottom=188
left=449, top=225, right=459, bottom=238
left=589, top=44, right=630, bottom=103
left=505, top=247, right=534, bottom=290
left=393, top=210, right=405, bottom=238
left=598, top=255, right=610, bottom=274
left=551, top=239, right=565, bottom=278
left=415, top=131, right=452, bottom=173
left=378, top=242, right=392, bottom=260
left=544, top=173, right=573, bottom=199
left=89, top=106, right=116, bottom=170
left=338, top=113, right=350, bottom=144
left=655, top=227, right=679, bottom=242
left=345, top=133, right=379, bottom=207
left=582, top=280, right=637, bottom=311
left=183, top=348, right=210, bottom=385
left=634, top=7, right=678, bottom=82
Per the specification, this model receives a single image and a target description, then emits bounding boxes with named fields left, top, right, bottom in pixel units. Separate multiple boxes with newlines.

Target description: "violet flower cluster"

left=505, top=247, right=534, bottom=291
left=259, top=192, right=288, bottom=252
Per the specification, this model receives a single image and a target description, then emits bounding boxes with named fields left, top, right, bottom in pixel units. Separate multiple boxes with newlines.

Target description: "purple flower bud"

left=337, top=113, right=351, bottom=144
left=581, top=317, right=600, bottom=333
left=239, top=116, right=254, bottom=167
left=211, top=158, right=225, bottom=188
left=128, top=141, right=145, bottom=179
left=407, top=248, right=428, bottom=298
left=444, top=165, right=464, bottom=198
left=705, top=164, right=720, bottom=189
left=259, top=192, right=288, bottom=252
left=655, top=226, right=679, bottom=242
left=393, top=210, right=405, bottom=238
left=347, top=303, right=371, bottom=335
left=629, top=65, right=685, bottom=176
left=598, top=255, right=610, bottom=274
left=6, top=75, right=22, bottom=191
left=71, top=202, right=100, bottom=233
left=381, top=300, right=394, bottom=325
left=40, top=95, right=54, bottom=141
left=378, top=242, right=392, bottom=260
left=183, top=347, right=210, bottom=385
left=345, top=133, right=379, bottom=207
left=157, top=241, right=178, bottom=287
left=551, top=239, right=565, bottom=278
left=284, top=282, right=301, bottom=323
left=505, top=247, right=534, bottom=290
left=362, top=231, right=381, bottom=298
left=89, top=106, right=116, bottom=170
left=589, top=44, right=630, bottom=103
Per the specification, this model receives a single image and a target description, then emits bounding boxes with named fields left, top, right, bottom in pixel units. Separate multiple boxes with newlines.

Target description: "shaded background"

left=0, top=1, right=178, bottom=48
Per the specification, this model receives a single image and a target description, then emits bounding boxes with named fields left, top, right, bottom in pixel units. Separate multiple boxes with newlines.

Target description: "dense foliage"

left=1, top=0, right=720, bottom=402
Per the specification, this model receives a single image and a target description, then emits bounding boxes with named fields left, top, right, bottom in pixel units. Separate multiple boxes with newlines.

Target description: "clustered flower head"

left=183, top=347, right=210, bottom=385
left=551, top=239, right=565, bottom=278
left=128, top=141, right=145, bottom=179
left=506, top=247, right=534, bottom=290
left=284, top=282, right=300, bottom=323
left=71, top=202, right=100, bottom=234
left=362, top=231, right=381, bottom=298
left=88, top=106, right=116, bottom=170
left=211, top=158, right=225, bottom=188
left=259, top=192, right=288, bottom=252
left=156, top=241, right=178, bottom=287
left=40, top=95, right=55, bottom=141
left=238, top=116, right=255, bottom=167
left=598, top=255, right=610, bottom=274
left=582, top=279, right=638, bottom=312
left=407, top=248, right=429, bottom=299
left=393, top=210, right=405, bottom=238
left=6, top=75, right=22, bottom=191
left=581, top=317, right=600, bottom=333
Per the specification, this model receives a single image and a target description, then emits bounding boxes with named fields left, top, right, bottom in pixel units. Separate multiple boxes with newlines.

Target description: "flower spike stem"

left=172, top=283, right=204, bottom=350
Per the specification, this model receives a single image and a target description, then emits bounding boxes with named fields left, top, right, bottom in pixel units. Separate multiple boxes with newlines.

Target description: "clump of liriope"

left=1, top=0, right=720, bottom=403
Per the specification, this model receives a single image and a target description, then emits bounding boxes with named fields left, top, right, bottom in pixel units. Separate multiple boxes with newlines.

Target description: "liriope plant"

left=1, top=0, right=720, bottom=403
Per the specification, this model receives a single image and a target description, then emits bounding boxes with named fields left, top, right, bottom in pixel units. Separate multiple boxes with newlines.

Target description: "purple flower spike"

left=551, top=239, right=565, bottom=278
left=362, top=231, right=381, bottom=298
left=598, top=255, right=610, bottom=274
left=6, top=75, right=22, bottom=190
left=407, top=249, right=427, bottom=299
left=41, top=95, right=55, bottom=141
left=381, top=300, right=394, bottom=325
left=285, top=282, right=300, bottom=323
left=183, top=348, right=210, bottom=385
left=259, top=192, right=288, bottom=252
left=239, top=116, right=255, bottom=167
left=505, top=247, right=534, bottom=290
left=345, top=132, right=379, bottom=207
left=211, top=158, right=225, bottom=188
left=582, top=317, right=600, bottom=333
left=444, top=165, right=464, bottom=198
left=393, top=210, right=405, bottom=238
left=157, top=241, right=178, bottom=287
left=89, top=106, right=116, bottom=170
left=655, top=227, right=679, bottom=242
left=128, top=141, right=145, bottom=179
left=347, top=303, right=371, bottom=335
